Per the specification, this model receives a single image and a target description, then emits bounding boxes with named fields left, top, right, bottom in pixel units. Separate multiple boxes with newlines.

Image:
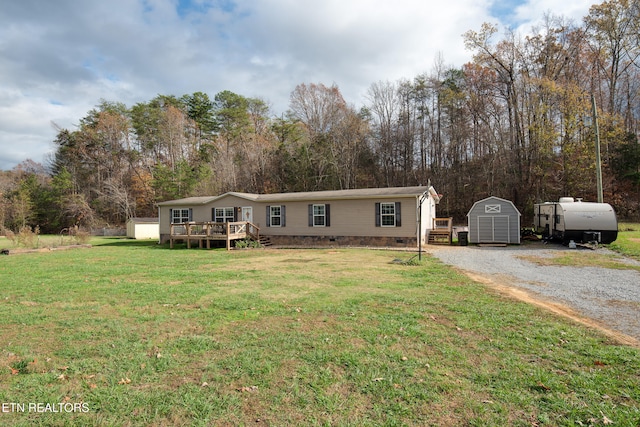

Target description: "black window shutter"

left=375, top=203, right=381, bottom=227
left=266, top=206, right=270, bottom=227
left=211, top=208, right=215, bottom=221
left=188, top=208, right=193, bottom=222
left=395, top=202, right=401, bottom=227
left=281, top=205, right=286, bottom=227
left=234, top=207, right=239, bottom=222
left=308, top=204, right=313, bottom=227
left=169, top=209, right=173, bottom=224
left=325, top=204, right=330, bottom=227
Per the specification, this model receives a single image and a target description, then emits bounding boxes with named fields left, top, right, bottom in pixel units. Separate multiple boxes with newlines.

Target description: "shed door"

left=477, top=215, right=510, bottom=243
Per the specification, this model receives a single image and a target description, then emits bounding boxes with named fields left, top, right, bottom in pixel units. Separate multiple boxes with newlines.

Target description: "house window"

left=269, top=205, right=282, bottom=227
left=309, top=204, right=330, bottom=227
left=380, top=202, right=396, bottom=226
left=171, top=208, right=191, bottom=224
left=375, top=202, right=401, bottom=227
left=214, top=207, right=235, bottom=223
left=314, top=204, right=325, bottom=226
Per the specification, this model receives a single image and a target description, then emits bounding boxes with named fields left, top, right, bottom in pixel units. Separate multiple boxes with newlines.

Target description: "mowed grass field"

left=611, top=222, right=640, bottom=260
left=0, top=236, right=639, bottom=426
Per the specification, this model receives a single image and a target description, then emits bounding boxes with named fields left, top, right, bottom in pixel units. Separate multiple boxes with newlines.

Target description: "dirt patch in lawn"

left=463, top=271, right=640, bottom=349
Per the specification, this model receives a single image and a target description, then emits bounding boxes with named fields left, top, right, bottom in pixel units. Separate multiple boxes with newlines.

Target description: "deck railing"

left=428, top=217, right=453, bottom=245
left=432, top=217, right=453, bottom=232
left=169, top=221, right=260, bottom=250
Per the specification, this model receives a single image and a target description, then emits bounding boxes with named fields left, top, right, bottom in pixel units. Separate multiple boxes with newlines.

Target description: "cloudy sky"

left=0, top=0, right=596, bottom=170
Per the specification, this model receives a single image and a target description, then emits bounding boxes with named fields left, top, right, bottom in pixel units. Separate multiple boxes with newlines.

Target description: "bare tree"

left=289, top=83, right=367, bottom=190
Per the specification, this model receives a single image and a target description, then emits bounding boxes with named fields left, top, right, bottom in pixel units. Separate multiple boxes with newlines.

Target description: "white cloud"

left=0, top=0, right=595, bottom=170
left=513, top=0, right=593, bottom=28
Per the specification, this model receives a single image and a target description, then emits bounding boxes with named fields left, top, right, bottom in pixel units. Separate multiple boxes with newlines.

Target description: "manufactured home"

left=156, top=186, right=442, bottom=249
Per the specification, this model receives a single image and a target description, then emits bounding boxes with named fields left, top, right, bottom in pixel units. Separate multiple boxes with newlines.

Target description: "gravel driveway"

left=425, top=242, right=640, bottom=345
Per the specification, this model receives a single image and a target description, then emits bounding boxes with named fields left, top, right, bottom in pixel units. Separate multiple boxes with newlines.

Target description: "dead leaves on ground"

left=237, top=385, right=258, bottom=393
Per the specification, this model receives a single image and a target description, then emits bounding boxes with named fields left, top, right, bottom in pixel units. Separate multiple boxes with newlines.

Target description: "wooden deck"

left=169, top=221, right=260, bottom=250
left=428, top=217, right=453, bottom=245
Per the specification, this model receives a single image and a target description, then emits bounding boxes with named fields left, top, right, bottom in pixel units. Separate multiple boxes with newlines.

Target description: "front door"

left=241, top=207, right=253, bottom=223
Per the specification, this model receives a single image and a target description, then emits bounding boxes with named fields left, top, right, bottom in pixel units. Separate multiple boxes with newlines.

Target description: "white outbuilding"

left=126, top=218, right=160, bottom=240
left=467, top=196, right=521, bottom=244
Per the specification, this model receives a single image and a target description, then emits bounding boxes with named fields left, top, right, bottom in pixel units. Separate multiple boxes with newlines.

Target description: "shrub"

left=70, top=226, right=91, bottom=244
left=235, top=238, right=261, bottom=249
left=8, top=226, right=41, bottom=248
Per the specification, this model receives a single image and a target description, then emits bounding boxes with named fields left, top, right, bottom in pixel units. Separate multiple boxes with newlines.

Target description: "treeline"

left=1, top=0, right=639, bottom=234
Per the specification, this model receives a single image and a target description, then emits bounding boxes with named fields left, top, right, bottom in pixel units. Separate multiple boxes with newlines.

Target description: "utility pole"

left=591, top=94, right=604, bottom=203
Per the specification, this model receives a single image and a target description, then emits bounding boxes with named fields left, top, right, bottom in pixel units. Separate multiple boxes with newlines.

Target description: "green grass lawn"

left=518, top=224, right=640, bottom=270
left=1, top=238, right=639, bottom=426
left=610, top=222, right=640, bottom=260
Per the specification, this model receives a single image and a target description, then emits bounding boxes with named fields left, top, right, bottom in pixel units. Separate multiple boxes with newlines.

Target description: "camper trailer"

left=534, top=197, right=618, bottom=244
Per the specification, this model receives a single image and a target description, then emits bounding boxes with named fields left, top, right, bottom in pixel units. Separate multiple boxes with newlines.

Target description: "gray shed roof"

left=157, top=186, right=437, bottom=206
left=127, top=217, right=159, bottom=223
left=466, top=196, right=521, bottom=216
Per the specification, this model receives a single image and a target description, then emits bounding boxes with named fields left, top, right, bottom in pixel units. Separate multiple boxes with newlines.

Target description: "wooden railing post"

left=168, top=220, right=261, bottom=250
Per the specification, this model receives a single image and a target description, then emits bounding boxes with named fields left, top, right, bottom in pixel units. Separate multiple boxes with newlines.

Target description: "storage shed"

left=126, top=217, right=159, bottom=240
left=467, top=196, right=521, bottom=244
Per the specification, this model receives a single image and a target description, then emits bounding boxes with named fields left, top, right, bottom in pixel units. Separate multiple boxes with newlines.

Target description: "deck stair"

left=258, top=236, right=272, bottom=247
left=428, top=217, right=453, bottom=245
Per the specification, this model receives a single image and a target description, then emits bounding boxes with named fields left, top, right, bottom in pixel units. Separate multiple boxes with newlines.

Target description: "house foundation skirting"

left=160, top=233, right=417, bottom=248
left=266, top=235, right=417, bottom=248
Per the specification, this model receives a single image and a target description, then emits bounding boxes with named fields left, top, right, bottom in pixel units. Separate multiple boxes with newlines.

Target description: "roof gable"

left=467, top=196, right=521, bottom=216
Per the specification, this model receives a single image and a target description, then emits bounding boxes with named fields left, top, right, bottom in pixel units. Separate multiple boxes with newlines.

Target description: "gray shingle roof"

left=252, top=186, right=429, bottom=202
left=156, top=186, right=431, bottom=206
left=127, top=217, right=159, bottom=223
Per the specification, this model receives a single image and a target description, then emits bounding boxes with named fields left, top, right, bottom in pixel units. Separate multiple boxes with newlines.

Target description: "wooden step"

left=428, top=231, right=452, bottom=245
left=258, top=236, right=272, bottom=247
